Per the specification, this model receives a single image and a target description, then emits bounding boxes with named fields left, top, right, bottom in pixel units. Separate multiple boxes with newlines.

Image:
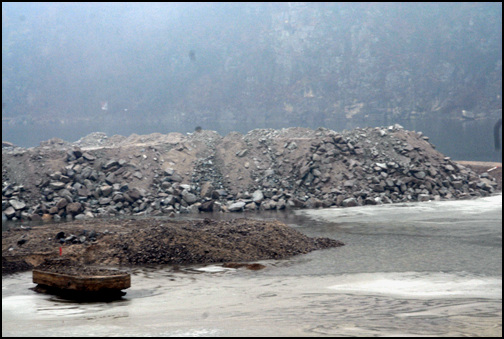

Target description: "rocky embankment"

left=2, top=125, right=500, bottom=222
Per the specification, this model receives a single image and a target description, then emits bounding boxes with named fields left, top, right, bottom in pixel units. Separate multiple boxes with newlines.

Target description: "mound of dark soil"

left=2, top=217, right=343, bottom=274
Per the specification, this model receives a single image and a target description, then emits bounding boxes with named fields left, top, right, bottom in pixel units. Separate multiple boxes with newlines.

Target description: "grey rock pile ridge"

left=2, top=125, right=498, bottom=222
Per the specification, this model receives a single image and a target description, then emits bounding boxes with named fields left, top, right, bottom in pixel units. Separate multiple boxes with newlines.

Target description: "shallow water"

left=2, top=194, right=502, bottom=336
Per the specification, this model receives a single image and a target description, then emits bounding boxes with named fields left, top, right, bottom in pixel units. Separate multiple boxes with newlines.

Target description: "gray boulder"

left=228, top=201, right=246, bottom=212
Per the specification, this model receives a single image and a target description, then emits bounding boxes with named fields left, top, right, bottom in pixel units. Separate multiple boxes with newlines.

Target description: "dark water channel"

left=2, top=194, right=501, bottom=336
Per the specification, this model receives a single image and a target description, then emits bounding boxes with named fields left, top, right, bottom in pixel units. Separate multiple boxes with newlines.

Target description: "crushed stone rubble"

left=2, top=125, right=499, bottom=222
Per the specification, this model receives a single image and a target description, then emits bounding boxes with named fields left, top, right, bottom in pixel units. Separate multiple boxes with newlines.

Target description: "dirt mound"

left=2, top=217, right=343, bottom=274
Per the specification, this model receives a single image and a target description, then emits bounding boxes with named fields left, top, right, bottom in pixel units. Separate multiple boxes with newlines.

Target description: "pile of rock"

left=3, top=186, right=27, bottom=221
left=1, top=125, right=499, bottom=222
left=4, top=149, right=154, bottom=221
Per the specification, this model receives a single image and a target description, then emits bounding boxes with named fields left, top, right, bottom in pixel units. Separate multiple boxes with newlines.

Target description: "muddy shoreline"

left=2, top=217, right=344, bottom=275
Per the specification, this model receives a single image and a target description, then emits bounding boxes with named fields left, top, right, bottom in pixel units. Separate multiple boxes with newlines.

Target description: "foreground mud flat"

left=2, top=126, right=500, bottom=223
left=2, top=217, right=344, bottom=274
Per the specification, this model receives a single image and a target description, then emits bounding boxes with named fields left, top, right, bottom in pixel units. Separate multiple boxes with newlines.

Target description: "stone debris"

left=2, top=126, right=500, bottom=222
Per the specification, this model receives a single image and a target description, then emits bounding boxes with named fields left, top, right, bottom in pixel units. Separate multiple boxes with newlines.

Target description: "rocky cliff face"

left=2, top=3, right=501, bottom=129
left=256, top=3, right=502, bottom=124
left=2, top=126, right=499, bottom=222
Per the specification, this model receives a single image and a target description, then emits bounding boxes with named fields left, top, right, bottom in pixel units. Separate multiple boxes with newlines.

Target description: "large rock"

left=182, top=190, right=198, bottom=204
left=66, top=202, right=83, bottom=215
left=77, top=187, right=90, bottom=197
left=9, top=199, right=26, bottom=210
left=162, top=195, right=177, bottom=206
left=100, top=185, right=113, bottom=197
left=289, top=197, right=305, bottom=208
left=342, top=197, right=359, bottom=207
left=127, top=188, right=142, bottom=200
left=56, top=198, right=68, bottom=210
left=199, top=200, right=214, bottom=212
left=99, top=197, right=111, bottom=205
left=343, top=180, right=355, bottom=188
left=228, top=201, right=246, bottom=212
left=252, top=190, right=264, bottom=204
left=199, top=182, right=214, bottom=198
left=4, top=206, right=16, bottom=218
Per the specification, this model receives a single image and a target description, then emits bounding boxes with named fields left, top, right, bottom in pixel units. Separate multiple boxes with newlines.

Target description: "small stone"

left=413, top=171, right=426, bottom=179
left=103, top=160, right=119, bottom=170
left=49, top=181, right=66, bottom=190
left=444, top=164, right=455, bottom=172
left=82, top=152, right=95, bottom=161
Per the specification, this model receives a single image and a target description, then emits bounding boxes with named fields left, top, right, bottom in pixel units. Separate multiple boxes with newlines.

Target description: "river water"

left=2, top=194, right=502, bottom=336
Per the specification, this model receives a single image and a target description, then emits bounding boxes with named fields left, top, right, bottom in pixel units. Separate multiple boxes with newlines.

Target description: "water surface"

left=2, top=194, right=502, bottom=336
